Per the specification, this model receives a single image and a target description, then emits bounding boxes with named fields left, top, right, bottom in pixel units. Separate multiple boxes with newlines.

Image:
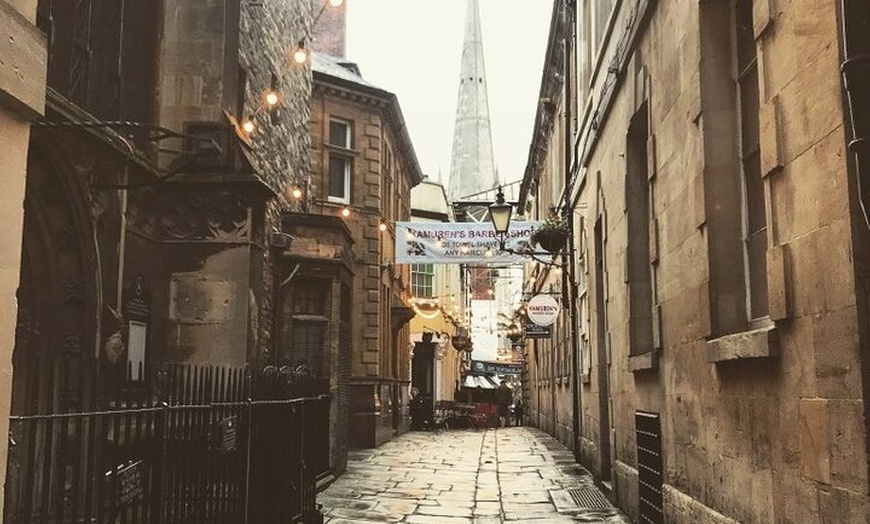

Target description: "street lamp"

left=488, top=186, right=569, bottom=265
left=489, top=187, right=513, bottom=250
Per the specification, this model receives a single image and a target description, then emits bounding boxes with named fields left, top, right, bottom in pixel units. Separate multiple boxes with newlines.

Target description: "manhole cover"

left=567, top=488, right=613, bottom=510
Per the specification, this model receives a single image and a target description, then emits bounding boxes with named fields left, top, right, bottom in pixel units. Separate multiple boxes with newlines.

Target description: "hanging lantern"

left=451, top=326, right=472, bottom=352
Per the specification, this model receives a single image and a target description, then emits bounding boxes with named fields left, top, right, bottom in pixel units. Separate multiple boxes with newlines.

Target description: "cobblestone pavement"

left=319, top=426, right=629, bottom=523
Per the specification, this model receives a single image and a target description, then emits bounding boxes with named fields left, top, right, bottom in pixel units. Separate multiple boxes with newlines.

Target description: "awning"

left=463, top=374, right=502, bottom=389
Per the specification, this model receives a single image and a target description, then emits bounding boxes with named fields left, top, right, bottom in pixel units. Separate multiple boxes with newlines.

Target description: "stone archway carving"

left=12, top=139, right=101, bottom=414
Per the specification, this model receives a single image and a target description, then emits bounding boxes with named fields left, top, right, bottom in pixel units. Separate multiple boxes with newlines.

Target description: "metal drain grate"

left=567, top=488, right=614, bottom=510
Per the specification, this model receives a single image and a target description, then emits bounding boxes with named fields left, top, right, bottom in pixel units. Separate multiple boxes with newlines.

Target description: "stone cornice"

left=518, top=1, right=567, bottom=208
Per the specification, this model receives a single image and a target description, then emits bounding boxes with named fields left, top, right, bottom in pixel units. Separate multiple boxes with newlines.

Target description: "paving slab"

left=320, top=427, right=629, bottom=523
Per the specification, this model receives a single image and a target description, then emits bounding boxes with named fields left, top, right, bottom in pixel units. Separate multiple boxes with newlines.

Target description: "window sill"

left=706, top=324, right=778, bottom=363
left=629, top=351, right=658, bottom=372
left=324, top=143, right=359, bottom=156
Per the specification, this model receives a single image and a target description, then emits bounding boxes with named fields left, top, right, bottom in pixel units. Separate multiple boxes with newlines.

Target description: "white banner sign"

left=395, top=221, right=543, bottom=264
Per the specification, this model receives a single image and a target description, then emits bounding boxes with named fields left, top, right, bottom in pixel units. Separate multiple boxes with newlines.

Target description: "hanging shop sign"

left=527, top=294, right=560, bottom=326
left=394, top=221, right=543, bottom=264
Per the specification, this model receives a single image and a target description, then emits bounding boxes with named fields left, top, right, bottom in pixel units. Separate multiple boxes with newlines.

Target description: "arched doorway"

left=11, top=141, right=100, bottom=416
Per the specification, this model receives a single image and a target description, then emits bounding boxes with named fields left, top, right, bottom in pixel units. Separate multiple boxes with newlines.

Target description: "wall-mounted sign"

left=216, top=416, right=239, bottom=453
left=395, top=221, right=544, bottom=264
left=525, top=322, right=551, bottom=339
left=110, top=460, right=144, bottom=506
left=471, top=360, right=523, bottom=375
left=123, top=275, right=151, bottom=380
left=527, top=294, right=560, bottom=326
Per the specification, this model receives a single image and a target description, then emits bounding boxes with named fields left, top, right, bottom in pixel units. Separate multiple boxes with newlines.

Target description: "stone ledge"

left=629, top=351, right=658, bottom=372
left=316, top=472, right=337, bottom=492
left=706, top=325, right=779, bottom=363
left=664, top=484, right=741, bottom=524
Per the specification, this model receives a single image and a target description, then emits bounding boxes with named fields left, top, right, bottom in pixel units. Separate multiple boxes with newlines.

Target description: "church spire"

left=448, top=0, right=497, bottom=202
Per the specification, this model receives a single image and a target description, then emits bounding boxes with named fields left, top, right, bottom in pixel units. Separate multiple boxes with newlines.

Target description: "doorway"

left=594, top=219, right=612, bottom=484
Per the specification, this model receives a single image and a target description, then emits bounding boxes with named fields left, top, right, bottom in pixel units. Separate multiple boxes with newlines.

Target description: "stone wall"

left=239, top=0, right=312, bottom=358
left=0, top=0, right=45, bottom=515
left=156, top=0, right=313, bottom=362
left=571, top=0, right=869, bottom=521
left=311, top=69, right=418, bottom=448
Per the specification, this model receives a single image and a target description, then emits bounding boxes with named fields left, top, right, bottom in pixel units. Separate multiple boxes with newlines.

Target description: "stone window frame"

left=578, top=0, right=618, bottom=95
left=734, top=0, right=770, bottom=326
left=625, top=103, right=655, bottom=361
left=326, top=117, right=354, bottom=204
left=700, top=0, right=778, bottom=363
left=575, top=215, right=592, bottom=383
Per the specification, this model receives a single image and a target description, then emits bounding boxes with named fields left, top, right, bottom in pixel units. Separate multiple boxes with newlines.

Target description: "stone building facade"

left=308, top=53, right=423, bottom=449
left=6, top=0, right=314, bottom=464
left=409, top=180, right=461, bottom=406
left=0, top=0, right=46, bottom=515
left=518, top=0, right=576, bottom=450
left=522, top=0, right=870, bottom=522
left=143, top=0, right=312, bottom=367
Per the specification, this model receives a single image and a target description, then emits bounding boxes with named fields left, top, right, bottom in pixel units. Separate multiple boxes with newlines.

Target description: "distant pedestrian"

left=512, top=397, right=524, bottom=426
left=496, top=382, right=512, bottom=427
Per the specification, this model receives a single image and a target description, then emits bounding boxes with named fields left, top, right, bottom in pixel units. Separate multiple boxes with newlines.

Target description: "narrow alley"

left=320, top=427, right=628, bottom=524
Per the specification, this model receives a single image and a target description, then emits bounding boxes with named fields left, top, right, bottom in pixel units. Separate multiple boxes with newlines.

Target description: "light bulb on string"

left=265, top=91, right=279, bottom=107
left=292, top=40, right=309, bottom=65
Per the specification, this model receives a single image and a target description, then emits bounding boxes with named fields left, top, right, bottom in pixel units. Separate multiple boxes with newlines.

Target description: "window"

left=577, top=0, right=593, bottom=100
left=328, top=155, right=351, bottom=202
left=698, top=0, right=770, bottom=337
left=285, top=279, right=330, bottom=377
left=329, top=119, right=351, bottom=148
left=735, top=0, right=769, bottom=322
left=626, top=105, right=654, bottom=356
left=576, top=218, right=591, bottom=376
left=328, top=119, right=353, bottom=203
left=290, top=320, right=326, bottom=375
left=411, top=264, right=435, bottom=298
left=383, top=147, right=393, bottom=221
left=292, top=280, right=327, bottom=315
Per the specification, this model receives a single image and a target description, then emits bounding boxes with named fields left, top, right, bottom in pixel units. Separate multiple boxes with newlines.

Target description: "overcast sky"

left=345, top=0, right=553, bottom=186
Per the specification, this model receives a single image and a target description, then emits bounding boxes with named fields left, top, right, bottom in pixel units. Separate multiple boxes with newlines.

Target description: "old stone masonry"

left=320, top=427, right=629, bottom=523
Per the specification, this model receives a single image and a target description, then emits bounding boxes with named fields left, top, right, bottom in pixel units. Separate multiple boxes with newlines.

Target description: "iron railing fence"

left=4, top=360, right=331, bottom=524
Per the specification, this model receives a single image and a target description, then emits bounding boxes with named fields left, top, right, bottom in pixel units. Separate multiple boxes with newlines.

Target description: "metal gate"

left=4, top=362, right=331, bottom=524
